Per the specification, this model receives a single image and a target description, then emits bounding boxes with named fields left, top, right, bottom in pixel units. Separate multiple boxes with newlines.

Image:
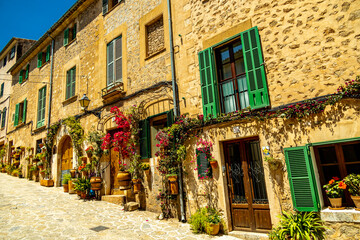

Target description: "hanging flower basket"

left=167, top=174, right=178, bottom=195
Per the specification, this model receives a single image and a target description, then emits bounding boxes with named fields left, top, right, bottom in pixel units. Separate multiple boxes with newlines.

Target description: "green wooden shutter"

left=198, top=47, right=220, bottom=118
left=1, top=108, right=6, bottom=128
left=0, top=83, right=4, bottom=97
left=19, top=70, right=23, bottom=84
left=284, top=146, right=320, bottom=212
left=139, top=119, right=151, bottom=159
left=25, top=64, right=30, bottom=80
left=72, top=24, right=77, bottom=40
left=37, top=52, right=42, bottom=68
left=102, top=0, right=108, bottom=14
left=64, top=29, right=69, bottom=46
left=23, top=98, right=27, bottom=123
left=241, top=26, right=270, bottom=109
left=166, top=109, right=174, bottom=127
left=14, top=103, right=19, bottom=126
left=46, top=45, right=51, bottom=62
left=37, top=87, right=46, bottom=128
left=196, top=149, right=211, bottom=178
left=71, top=67, right=76, bottom=97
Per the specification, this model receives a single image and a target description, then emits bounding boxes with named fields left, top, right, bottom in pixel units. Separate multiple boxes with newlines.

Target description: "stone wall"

left=325, top=222, right=360, bottom=239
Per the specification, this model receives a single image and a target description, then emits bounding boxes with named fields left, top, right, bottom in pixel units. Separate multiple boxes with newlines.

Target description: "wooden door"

left=224, top=138, right=272, bottom=232
left=61, top=136, right=73, bottom=185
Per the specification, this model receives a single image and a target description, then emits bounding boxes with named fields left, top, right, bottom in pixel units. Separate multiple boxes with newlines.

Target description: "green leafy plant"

left=188, top=207, right=222, bottom=234
left=62, top=173, right=71, bottom=185
left=73, top=177, right=90, bottom=192
left=343, top=173, right=360, bottom=196
left=29, top=165, right=38, bottom=172
left=140, top=162, right=150, bottom=170
left=323, top=177, right=347, bottom=198
left=268, top=211, right=326, bottom=240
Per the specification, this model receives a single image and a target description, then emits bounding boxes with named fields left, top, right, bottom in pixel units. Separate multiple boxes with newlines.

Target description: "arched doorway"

left=60, top=136, right=73, bottom=185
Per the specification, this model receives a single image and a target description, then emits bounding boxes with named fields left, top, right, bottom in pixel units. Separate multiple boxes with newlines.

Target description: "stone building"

left=4, top=0, right=360, bottom=238
left=0, top=38, right=35, bottom=161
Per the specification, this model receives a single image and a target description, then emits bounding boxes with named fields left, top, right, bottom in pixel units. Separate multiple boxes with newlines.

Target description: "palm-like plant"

left=269, top=211, right=326, bottom=240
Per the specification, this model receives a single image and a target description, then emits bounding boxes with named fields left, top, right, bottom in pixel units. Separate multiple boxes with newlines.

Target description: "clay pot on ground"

left=206, top=223, right=220, bottom=235
left=68, top=180, right=75, bottom=194
left=41, top=179, right=54, bottom=187
left=167, top=175, right=178, bottom=195
left=351, top=195, right=360, bottom=210
left=329, top=198, right=342, bottom=209
left=90, top=176, right=102, bottom=191
left=132, top=179, right=142, bottom=193
left=117, top=171, right=131, bottom=187
left=80, top=191, right=87, bottom=199
left=70, top=169, right=76, bottom=178
left=63, top=184, right=69, bottom=192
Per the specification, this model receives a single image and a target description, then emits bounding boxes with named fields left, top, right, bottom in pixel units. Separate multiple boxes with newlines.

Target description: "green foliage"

left=344, top=173, right=360, bottom=196
left=189, top=207, right=222, bottom=234
left=323, top=177, right=346, bottom=198
left=62, top=173, right=71, bottom=185
left=37, top=161, right=44, bottom=167
left=63, top=117, right=84, bottom=160
left=73, top=177, right=90, bottom=192
left=29, top=165, right=38, bottom=172
left=140, top=162, right=150, bottom=170
left=269, top=211, right=326, bottom=240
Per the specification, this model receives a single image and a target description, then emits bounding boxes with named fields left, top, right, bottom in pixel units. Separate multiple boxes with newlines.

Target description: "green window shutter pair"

left=284, top=146, right=320, bottom=212
left=166, top=109, right=174, bottom=127
left=196, top=149, right=212, bottom=178
left=46, top=45, right=51, bottom=62
left=14, top=103, right=19, bottom=126
left=198, top=26, right=270, bottom=117
left=1, top=108, right=6, bottom=128
left=25, top=64, right=30, bottom=80
left=66, top=67, right=76, bottom=99
left=37, top=87, right=46, bottom=128
left=64, top=29, right=69, bottom=46
left=37, top=52, right=42, bottom=68
left=139, top=119, right=151, bottom=159
left=0, top=83, right=4, bottom=97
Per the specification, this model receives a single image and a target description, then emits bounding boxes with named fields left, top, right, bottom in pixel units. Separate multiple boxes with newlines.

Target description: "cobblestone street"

left=0, top=174, right=241, bottom=240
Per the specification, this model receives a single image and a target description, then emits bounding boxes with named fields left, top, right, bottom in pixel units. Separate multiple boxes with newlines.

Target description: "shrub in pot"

left=62, top=174, right=71, bottom=192
left=189, top=207, right=222, bottom=235
left=344, top=173, right=360, bottom=209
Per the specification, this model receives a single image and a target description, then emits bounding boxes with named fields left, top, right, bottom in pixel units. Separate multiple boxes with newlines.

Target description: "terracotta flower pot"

left=206, top=223, right=220, bottom=235
left=117, top=171, right=131, bottom=187
left=132, top=179, right=142, bottom=193
left=209, top=161, right=218, bottom=169
left=63, top=184, right=69, bottom=192
left=329, top=197, right=342, bottom=208
left=68, top=180, right=75, bottom=194
left=80, top=191, right=87, bottom=199
left=70, top=169, right=76, bottom=178
left=351, top=195, right=360, bottom=210
left=90, top=177, right=102, bottom=191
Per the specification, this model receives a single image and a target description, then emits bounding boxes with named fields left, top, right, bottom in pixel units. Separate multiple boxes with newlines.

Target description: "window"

left=14, top=99, right=27, bottom=126
left=37, top=87, right=46, bottom=128
left=3, top=56, right=6, bottom=67
left=198, top=26, right=269, bottom=118
left=66, top=67, right=76, bottom=99
left=139, top=110, right=174, bottom=159
left=63, top=24, right=77, bottom=46
left=284, top=139, right=360, bottom=212
left=146, top=17, right=165, bottom=57
left=19, top=64, right=30, bottom=84
left=10, top=47, right=15, bottom=59
left=37, top=45, right=51, bottom=68
left=107, top=36, right=122, bottom=87
left=36, top=139, right=43, bottom=154
left=1, top=108, right=6, bottom=128
left=196, top=148, right=212, bottom=178
left=102, top=0, right=122, bottom=15
left=0, top=83, right=4, bottom=97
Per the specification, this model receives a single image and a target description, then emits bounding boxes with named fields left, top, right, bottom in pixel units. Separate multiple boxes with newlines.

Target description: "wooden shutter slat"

left=198, top=48, right=220, bottom=118
left=284, top=146, right=320, bottom=212
left=241, top=26, right=269, bottom=109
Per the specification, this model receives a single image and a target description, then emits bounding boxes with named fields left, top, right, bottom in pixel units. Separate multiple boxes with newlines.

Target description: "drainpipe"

left=166, top=0, right=186, bottom=223
left=47, top=35, right=55, bottom=134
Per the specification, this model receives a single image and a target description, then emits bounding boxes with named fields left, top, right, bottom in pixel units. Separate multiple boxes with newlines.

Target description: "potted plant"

left=85, top=146, right=94, bottom=158
left=70, top=169, right=77, bottom=178
left=323, top=177, right=346, bottom=209
left=34, top=153, right=42, bottom=162
left=131, top=176, right=142, bottom=193
left=90, top=175, right=102, bottom=191
left=189, top=207, right=222, bottom=235
left=166, top=168, right=178, bottom=195
left=37, top=161, right=44, bottom=170
left=80, top=156, right=87, bottom=164
left=30, top=165, right=39, bottom=182
left=344, top=174, right=360, bottom=209
left=62, top=174, right=71, bottom=192
left=74, top=177, right=90, bottom=199
left=117, top=162, right=131, bottom=187
left=140, top=162, right=150, bottom=174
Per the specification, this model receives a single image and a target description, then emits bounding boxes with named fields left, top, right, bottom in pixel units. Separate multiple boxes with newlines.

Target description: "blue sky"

left=0, top=0, right=77, bottom=51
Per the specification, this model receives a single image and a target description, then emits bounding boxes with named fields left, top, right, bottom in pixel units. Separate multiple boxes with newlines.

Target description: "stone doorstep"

left=321, top=208, right=360, bottom=223
left=228, top=231, right=269, bottom=240
left=101, top=195, right=126, bottom=206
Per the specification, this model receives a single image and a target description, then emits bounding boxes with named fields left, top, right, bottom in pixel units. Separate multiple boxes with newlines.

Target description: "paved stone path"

left=0, top=173, right=241, bottom=240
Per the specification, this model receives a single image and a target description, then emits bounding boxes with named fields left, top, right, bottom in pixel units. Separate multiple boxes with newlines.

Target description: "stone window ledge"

left=321, top=208, right=360, bottom=223
left=145, top=47, right=166, bottom=61
left=62, top=95, right=78, bottom=106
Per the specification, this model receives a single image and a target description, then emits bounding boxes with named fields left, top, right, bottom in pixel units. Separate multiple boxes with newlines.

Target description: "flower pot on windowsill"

left=328, top=198, right=343, bottom=209
left=351, top=195, right=360, bottom=210
left=209, top=160, right=218, bottom=169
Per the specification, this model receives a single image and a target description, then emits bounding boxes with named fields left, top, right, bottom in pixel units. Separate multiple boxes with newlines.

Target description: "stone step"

left=101, top=195, right=126, bottom=206
left=111, top=188, right=135, bottom=202
left=228, top=231, right=269, bottom=240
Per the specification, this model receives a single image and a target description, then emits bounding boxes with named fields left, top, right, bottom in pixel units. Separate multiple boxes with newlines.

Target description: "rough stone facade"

left=3, top=0, right=360, bottom=237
